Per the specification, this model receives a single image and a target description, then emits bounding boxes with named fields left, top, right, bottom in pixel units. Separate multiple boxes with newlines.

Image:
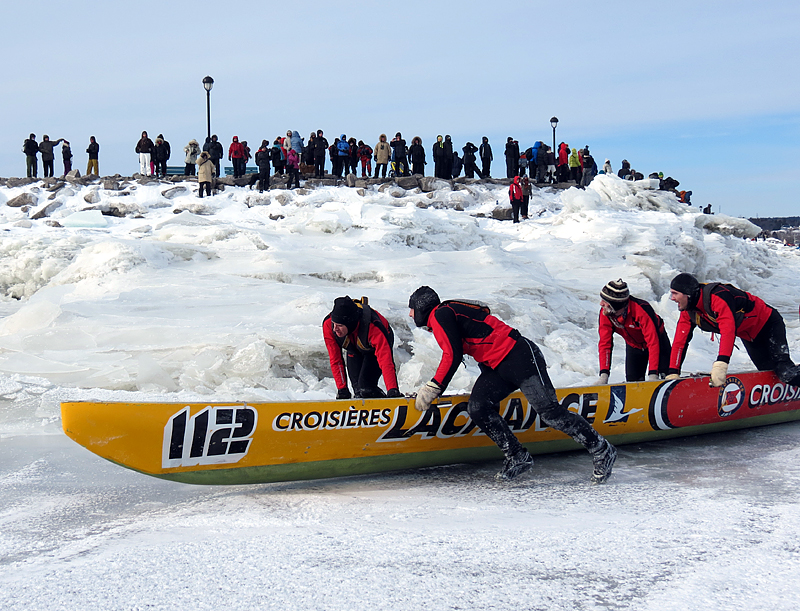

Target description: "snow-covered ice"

left=1, top=173, right=799, bottom=609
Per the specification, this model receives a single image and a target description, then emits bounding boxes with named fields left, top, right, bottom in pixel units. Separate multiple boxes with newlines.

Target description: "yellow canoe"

left=61, top=370, right=800, bottom=485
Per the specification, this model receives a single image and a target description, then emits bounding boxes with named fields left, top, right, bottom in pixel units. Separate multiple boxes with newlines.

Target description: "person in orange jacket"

left=598, top=279, right=671, bottom=383
left=667, top=273, right=800, bottom=387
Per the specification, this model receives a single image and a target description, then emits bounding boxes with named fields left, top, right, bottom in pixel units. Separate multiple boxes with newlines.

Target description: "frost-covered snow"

left=1, top=173, right=799, bottom=609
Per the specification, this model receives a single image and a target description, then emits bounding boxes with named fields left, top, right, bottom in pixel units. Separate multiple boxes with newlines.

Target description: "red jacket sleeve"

left=709, top=293, right=737, bottom=363
left=598, top=311, right=614, bottom=375
left=669, top=311, right=693, bottom=372
left=322, top=317, right=348, bottom=390
left=366, top=322, right=398, bottom=391
left=430, top=306, right=463, bottom=391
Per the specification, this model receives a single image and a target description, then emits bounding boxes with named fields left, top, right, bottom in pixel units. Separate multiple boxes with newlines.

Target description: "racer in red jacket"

left=667, top=273, right=800, bottom=387
left=408, top=286, right=616, bottom=483
left=323, top=296, right=400, bottom=400
left=598, top=279, right=671, bottom=383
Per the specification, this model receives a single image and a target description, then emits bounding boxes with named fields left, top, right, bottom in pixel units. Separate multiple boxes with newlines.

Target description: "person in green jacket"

left=568, top=147, right=581, bottom=184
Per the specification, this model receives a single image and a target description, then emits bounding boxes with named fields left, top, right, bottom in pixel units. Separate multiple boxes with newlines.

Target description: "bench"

left=224, top=166, right=259, bottom=176
left=166, top=166, right=188, bottom=176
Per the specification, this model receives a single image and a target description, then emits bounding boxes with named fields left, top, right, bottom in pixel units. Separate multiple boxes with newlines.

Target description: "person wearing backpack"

left=323, top=296, right=401, bottom=400
left=23, top=133, right=39, bottom=178
left=667, top=273, right=800, bottom=387
left=598, top=279, right=671, bottom=383
left=407, top=286, right=618, bottom=483
left=271, top=138, right=285, bottom=175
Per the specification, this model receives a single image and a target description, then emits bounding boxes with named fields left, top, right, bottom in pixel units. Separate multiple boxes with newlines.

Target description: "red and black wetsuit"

left=669, top=283, right=800, bottom=385
left=323, top=308, right=398, bottom=397
left=598, top=297, right=671, bottom=381
left=425, top=301, right=603, bottom=455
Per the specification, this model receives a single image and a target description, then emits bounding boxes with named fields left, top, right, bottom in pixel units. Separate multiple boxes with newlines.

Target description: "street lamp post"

left=550, top=116, right=558, bottom=157
left=202, top=76, right=214, bottom=140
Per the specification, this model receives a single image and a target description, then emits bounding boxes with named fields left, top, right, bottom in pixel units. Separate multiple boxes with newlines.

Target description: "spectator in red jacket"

left=667, top=273, right=800, bottom=387
left=408, top=286, right=617, bottom=483
left=228, top=136, right=246, bottom=178
left=356, top=141, right=373, bottom=178
left=508, top=176, right=524, bottom=223
left=323, top=296, right=401, bottom=400
left=598, top=279, right=671, bottom=383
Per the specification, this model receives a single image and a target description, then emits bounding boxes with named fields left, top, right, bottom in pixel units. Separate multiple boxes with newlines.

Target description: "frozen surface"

left=1, top=174, right=799, bottom=608
left=1, top=425, right=799, bottom=610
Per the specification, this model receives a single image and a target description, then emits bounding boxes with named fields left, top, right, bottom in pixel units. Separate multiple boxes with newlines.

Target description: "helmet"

left=408, top=286, right=440, bottom=328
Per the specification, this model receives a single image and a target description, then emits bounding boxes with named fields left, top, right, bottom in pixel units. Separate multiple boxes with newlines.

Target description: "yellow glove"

left=665, top=373, right=680, bottom=381
left=710, top=361, right=728, bottom=387
left=414, top=381, right=442, bottom=411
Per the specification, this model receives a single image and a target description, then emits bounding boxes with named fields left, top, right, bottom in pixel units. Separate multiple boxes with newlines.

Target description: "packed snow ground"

left=1, top=174, right=799, bottom=609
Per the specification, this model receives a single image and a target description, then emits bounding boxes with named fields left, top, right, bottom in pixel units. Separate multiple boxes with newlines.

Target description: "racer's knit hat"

left=670, top=273, right=700, bottom=297
left=408, top=286, right=440, bottom=328
left=331, top=296, right=360, bottom=332
left=601, top=279, right=629, bottom=308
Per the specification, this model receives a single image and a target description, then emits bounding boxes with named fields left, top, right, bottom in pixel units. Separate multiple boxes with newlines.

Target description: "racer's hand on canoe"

left=710, top=361, right=728, bottom=387
left=414, top=381, right=442, bottom=411
left=598, top=373, right=609, bottom=385
left=665, top=373, right=680, bottom=380
left=386, top=388, right=402, bottom=398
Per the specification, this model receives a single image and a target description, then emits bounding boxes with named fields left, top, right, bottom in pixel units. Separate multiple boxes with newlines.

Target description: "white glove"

left=665, top=373, right=680, bottom=381
left=414, top=381, right=442, bottom=411
left=710, top=361, right=728, bottom=387
left=647, top=374, right=659, bottom=382
left=598, top=373, right=609, bottom=385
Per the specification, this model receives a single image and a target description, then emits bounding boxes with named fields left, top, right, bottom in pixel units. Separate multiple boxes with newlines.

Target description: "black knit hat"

left=670, top=273, right=700, bottom=298
left=600, top=279, right=629, bottom=307
left=408, top=286, right=440, bottom=328
left=331, top=297, right=360, bottom=332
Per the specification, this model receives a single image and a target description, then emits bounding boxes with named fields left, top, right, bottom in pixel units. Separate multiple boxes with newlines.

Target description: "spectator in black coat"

left=62, top=140, right=73, bottom=175
left=409, top=136, right=426, bottom=175
left=38, top=135, right=65, bottom=178
left=390, top=132, right=409, bottom=177
left=313, top=130, right=328, bottom=178
left=86, top=136, right=99, bottom=175
left=23, top=134, right=39, bottom=178
left=432, top=135, right=447, bottom=179
left=505, top=137, right=520, bottom=178
left=462, top=142, right=481, bottom=178
left=255, top=140, right=271, bottom=192
left=153, top=136, right=170, bottom=178
left=479, top=136, right=492, bottom=178
left=207, top=135, right=224, bottom=177
left=443, top=135, right=454, bottom=179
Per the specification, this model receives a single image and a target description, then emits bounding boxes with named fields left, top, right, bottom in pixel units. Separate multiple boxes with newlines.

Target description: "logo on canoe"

left=162, top=405, right=258, bottom=468
left=718, top=377, right=745, bottom=418
left=603, top=385, right=642, bottom=424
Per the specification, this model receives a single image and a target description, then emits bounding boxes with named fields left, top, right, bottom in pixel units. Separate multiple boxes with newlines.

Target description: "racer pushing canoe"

left=407, top=286, right=617, bottom=483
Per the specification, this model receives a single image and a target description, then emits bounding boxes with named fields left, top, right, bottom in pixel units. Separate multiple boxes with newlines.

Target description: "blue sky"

left=2, top=0, right=798, bottom=218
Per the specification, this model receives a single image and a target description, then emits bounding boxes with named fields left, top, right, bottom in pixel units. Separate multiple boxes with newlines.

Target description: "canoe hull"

left=61, top=370, right=800, bottom=485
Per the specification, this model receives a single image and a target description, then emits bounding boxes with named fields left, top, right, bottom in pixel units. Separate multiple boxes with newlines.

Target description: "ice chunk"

left=61, top=210, right=108, bottom=228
